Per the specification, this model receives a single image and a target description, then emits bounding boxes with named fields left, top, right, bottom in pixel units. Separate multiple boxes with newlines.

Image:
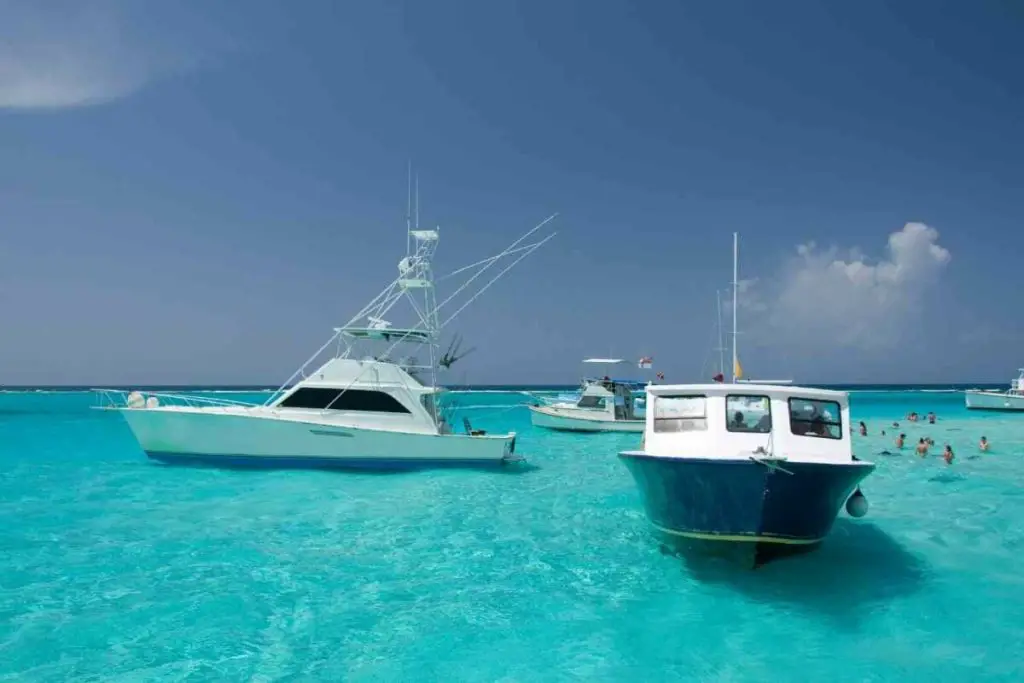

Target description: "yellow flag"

left=734, top=358, right=743, bottom=381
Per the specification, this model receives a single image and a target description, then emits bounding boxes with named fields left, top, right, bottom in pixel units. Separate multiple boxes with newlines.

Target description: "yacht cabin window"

left=653, top=395, right=707, bottom=433
left=278, top=387, right=411, bottom=413
left=788, top=397, right=842, bottom=439
left=725, top=395, right=772, bottom=433
left=577, top=395, right=607, bottom=409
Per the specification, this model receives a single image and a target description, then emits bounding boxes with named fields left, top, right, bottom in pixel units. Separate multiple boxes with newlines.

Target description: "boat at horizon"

left=528, top=358, right=649, bottom=432
left=964, top=369, right=1024, bottom=412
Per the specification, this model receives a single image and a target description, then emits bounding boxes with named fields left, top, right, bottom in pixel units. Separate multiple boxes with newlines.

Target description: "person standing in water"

left=916, top=438, right=929, bottom=457
left=943, top=445, right=955, bottom=464
left=927, top=412, right=937, bottom=424
left=979, top=436, right=989, bottom=452
left=895, top=433, right=906, bottom=449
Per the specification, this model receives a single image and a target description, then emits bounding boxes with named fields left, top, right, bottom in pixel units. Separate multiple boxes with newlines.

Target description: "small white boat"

left=529, top=359, right=647, bottom=432
left=619, top=383, right=875, bottom=566
left=965, top=369, right=1024, bottom=411
left=96, top=180, right=558, bottom=471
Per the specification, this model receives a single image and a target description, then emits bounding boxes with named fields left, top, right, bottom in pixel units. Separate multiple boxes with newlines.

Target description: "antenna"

left=731, top=232, right=739, bottom=383
left=406, top=161, right=412, bottom=256
left=415, top=173, right=420, bottom=231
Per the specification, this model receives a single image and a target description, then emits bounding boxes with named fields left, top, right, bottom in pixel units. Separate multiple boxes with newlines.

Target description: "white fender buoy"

left=145, top=396, right=160, bottom=409
left=127, top=391, right=145, bottom=408
left=846, top=488, right=869, bottom=518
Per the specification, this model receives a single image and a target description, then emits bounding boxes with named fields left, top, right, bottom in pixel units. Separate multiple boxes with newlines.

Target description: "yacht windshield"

left=577, top=395, right=607, bottom=409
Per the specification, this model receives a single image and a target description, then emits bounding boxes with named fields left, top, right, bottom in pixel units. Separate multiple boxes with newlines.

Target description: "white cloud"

left=0, top=1, right=209, bottom=109
left=743, top=222, right=951, bottom=350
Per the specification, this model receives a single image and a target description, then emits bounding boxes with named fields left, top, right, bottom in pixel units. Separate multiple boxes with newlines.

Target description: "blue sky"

left=0, top=0, right=1021, bottom=385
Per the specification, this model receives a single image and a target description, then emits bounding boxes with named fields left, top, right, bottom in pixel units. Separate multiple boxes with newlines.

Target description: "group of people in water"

left=856, top=411, right=990, bottom=466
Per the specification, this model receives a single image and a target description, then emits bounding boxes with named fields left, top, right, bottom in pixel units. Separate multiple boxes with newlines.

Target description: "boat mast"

left=731, top=232, right=739, bottom=383
left=716, top=289, right=726, bottom=377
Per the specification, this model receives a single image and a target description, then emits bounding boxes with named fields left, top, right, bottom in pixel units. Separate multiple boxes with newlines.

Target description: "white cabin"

left=1010, top=369, right=1024, bottom=394
left=564, top=378, right=640, bottom=420
left=640, top=383, right=854, bottom=465
left=267, top=356, right=450, bottom=435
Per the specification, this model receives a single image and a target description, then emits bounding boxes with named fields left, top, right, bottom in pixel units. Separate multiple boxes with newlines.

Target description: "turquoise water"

left=1, top=388, right=1022, bottom=681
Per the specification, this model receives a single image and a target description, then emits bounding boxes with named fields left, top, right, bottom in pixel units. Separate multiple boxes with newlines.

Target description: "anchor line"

left=749, top=454, right=795, bottom=476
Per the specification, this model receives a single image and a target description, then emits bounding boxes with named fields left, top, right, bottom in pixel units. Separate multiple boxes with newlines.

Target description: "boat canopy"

left=583, top=358, right=629, bottom=364
left=583, top=377, right=647, bottom=387
left=337, top=327, right=434, bottom=343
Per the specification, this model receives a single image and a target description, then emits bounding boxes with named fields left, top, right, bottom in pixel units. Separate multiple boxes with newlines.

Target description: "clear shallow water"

left=1, top=388, right=1022, bottom=681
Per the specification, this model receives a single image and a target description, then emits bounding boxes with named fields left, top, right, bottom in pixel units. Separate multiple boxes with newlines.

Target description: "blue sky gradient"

left=0, top=0, right=1021, bottom=385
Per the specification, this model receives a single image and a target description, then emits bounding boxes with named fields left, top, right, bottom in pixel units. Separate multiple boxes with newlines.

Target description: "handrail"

left=92, top=388, right=260, bottom=410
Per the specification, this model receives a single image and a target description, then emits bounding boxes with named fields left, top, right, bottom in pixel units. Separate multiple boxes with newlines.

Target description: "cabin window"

left=788, top=397, right=842, bottom=439
left=577, top=395, right=607, bottom=409
left=278, top=387, right=410, bottom=413
left=653, top=395, right=707, bottom=433
left=726, top=395, right=772, bottom=433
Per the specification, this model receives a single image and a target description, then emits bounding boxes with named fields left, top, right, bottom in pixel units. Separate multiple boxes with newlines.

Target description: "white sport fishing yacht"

left=96, top=182, right=557, bottom=470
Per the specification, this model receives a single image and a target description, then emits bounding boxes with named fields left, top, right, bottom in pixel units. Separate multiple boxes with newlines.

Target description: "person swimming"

left=916, top=437, right=929, bottom=457
left=892, top=421, right=900, bottom=429
left=943, top=444, right=954, bottom=465
left=927, top=412, right=936, bottom=424
left=895, top=433, right=906, bottom=449
left=980, top=436, right=989, bottom=452
left=925, top=436, right=935, bottom=446
left=858, top=421, right=867, bottom=436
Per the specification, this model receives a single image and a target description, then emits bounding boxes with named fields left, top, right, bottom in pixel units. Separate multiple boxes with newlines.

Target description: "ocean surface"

left=1, top=386, right=1022, bottom=681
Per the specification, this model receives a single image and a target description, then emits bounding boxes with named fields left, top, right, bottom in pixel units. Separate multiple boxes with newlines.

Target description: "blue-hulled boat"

left=619, top=383, right=875, bottom=567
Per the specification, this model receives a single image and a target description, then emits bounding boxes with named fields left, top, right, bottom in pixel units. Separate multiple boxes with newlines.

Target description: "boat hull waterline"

left=618, top=453, right=874, bottom=548
left=119, top=408, right=517, bottom=471
left=964, top=390, right=1024, bottom=412
left=528, top=406, right=644, bottom=433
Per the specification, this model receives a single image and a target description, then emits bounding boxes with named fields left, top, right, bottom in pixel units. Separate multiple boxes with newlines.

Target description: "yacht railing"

left=92, top=388, right=260, bottom=410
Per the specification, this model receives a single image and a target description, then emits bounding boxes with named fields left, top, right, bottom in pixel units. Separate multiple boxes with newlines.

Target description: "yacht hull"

left=964, top=390, right=1024, bottom=411
left=529, top=405, right=644, bottom=433
left=118, top=408, right=517, bottom=470
left=618, top=452, right=874, bottom=565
